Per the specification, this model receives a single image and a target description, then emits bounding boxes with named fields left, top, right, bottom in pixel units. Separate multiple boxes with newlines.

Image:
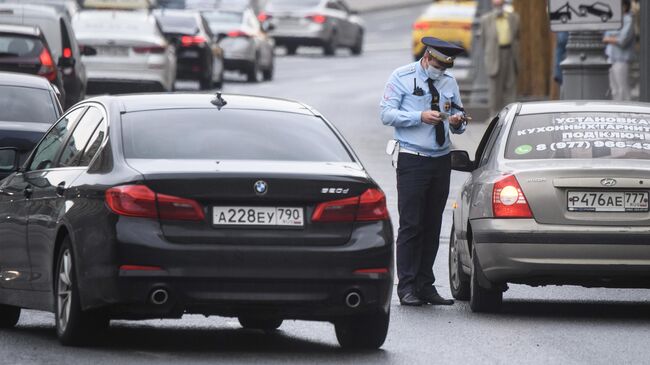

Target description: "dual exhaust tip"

left=151, top=288, right=363, bottom=309
left=150, top=288, right=169, bottom=305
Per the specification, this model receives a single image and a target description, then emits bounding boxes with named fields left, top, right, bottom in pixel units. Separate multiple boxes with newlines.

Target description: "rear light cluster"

left=38, top=48, right=57, bottom=81
left=312, top=188, right=389, bottom=222
left=307, top=14, right=327, bottom=24
left=226, top=30, right=251, bottom=38
left=181, top=35, right=207, bottom=47
left=105, top=185, right=205, bottom=221
left=133, top=46, right=166, bottom=54
left=492, top=175, right=533, bottom=218
left=413, top=21, right=430, bottom=30
left=63, top=47, right=72, bottom=58
left=257, top=11, right=271, bottom=22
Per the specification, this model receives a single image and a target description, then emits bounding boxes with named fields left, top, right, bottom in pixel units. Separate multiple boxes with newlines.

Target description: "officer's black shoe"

left=419, top=291, right=454, bottom=306
left=399, top=292, right=424, bottom=306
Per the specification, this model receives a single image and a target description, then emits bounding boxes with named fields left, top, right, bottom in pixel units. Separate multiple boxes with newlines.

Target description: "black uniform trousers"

left=396, top=152, right=451, bottom=299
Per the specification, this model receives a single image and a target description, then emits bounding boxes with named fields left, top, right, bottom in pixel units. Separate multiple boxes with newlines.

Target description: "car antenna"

left=211, top=92, right=227, bottom=110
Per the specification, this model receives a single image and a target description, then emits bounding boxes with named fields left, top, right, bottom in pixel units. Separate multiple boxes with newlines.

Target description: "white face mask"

left=426, top=65, right=444, bottom=80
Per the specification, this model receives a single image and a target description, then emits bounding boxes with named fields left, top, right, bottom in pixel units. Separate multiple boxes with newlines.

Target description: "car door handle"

left=56, top=182, right=66, bottom=197
left=24, top=186, right=33, bottom=198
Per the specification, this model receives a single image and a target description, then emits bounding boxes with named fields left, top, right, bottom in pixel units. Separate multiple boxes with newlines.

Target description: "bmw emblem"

left=254, top=180, right=268, bottom=195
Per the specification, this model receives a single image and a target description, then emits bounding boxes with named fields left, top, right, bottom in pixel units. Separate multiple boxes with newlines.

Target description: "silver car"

left=263, top=0, right=363, bottom=56
left=72, top=10, right=176, bottom=93
left=202, top=7, right=274, bottom=82
left=449, top=101, right=650, bottom=313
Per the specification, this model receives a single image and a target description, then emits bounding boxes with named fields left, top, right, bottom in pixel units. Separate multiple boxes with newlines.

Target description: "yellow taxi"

left=412, top=0, right=477, bottom=60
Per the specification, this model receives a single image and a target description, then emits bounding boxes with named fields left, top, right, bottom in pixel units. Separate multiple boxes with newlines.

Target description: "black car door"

left=26, top=105, right=105, bottom=292
left=0, top=107, right=84, bottom=290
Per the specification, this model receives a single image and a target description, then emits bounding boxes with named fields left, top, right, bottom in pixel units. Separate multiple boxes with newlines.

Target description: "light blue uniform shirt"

left=380, top=60, right=466, bottom=157
left=604, top=13, right=635, bottom=63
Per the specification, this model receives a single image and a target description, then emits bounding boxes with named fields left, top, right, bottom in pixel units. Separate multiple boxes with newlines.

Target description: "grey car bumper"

left=472, top=219, right=650, bottom=288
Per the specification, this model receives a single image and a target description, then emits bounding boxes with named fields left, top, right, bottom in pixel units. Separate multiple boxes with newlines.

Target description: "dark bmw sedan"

left=0, top=93, right=393, bottom=349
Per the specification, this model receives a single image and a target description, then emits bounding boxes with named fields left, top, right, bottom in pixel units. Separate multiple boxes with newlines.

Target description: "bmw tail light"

left=312, top=188, right=389, bottom=222
left=356, top=188, right=389, bottom=221
left=492, top=175, right=533, bottom=218
left=306, top=14, right=327, bottom=24
left=157, top=193, right=205, bottom=221
left=106, top=185, right=205, bottom=221
left=38, top=48, right=57, bottom=81
left=63, top=47, right=72, bottom=58
left=181, top=35, right=207, bottom=47
left=413, top=21, right=430, bottom=30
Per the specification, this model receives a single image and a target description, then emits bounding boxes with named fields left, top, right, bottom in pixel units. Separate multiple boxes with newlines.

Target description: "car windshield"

left=121, top=109, right=353, bottom=162
left=0, top=34, right=43, bottom=58
left=202, top=11, right=242, bottom=26
left=0, top=85, right=57, bottom=123
left=505, top=113, right=650, bottom=160
left=73, top=13, right=158, bottom=36
left=156, top=14, right=199, bottom=33
left=268, top=0, right=320, bottom=11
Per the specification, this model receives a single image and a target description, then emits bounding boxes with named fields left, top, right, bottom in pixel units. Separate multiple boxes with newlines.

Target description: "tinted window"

left=28, top=107, right=85, bottom=171
left=0, top=34, right=43, bottom=57
left=203, top=11, right=242, bottom=25
left=505, top=113, right=650, bottom=160
left=121, top=109, right=352, bottom=162
left=78, top=119, right=106, bottom=167
left=58, top=107, right=103, bottom=167
left=0, top=86, right=58, bottom=123
left=73, top=14, right=159, bottom=37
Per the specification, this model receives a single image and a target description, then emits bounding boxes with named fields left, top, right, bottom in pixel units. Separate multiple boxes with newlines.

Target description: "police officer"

left=380, top=37, right=468, bottom=306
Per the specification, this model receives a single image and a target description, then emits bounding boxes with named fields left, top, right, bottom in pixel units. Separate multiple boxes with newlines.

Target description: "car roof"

left=75, top=9, right=154, bottom=21
left=518, top=101, right=650, bottom=115
left=0, top=71, right=53, bottom=89
left=153, top=9, right=201, bottom=18
left=0, top=23, right=42, bottom=36
left=87, top=93, right=316, bottom=115
left=0, top=3, right=64, bottom=18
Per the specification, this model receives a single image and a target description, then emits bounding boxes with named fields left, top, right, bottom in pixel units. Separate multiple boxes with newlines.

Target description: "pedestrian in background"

left=603, top=0, right=635, bottom=101
left=380, top=37, right=468, bottom=306
left=554, top=31, right=569, bottom=87
left=480, top=0, right=520, bottom=117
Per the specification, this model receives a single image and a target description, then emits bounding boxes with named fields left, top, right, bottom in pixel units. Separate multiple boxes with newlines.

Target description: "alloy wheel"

left=57, top=249, right=73, bottom=333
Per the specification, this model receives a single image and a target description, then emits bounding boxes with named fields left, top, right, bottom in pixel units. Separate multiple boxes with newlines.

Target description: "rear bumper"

left=78, top=218, right=394, bottom=320
left=472, top=219, right=650, bottom=287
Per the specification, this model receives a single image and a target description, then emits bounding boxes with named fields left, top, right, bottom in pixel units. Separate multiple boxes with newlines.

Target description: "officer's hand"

left=421, top=110, right=442, bottom=125
left=449, top=113, right=469, bottom=127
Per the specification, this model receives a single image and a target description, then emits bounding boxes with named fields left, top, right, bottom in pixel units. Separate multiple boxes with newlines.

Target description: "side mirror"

left=450, top=150, right=474, bottom=172
left=57, top=56, right=75, bottom=68
left=261, top=21, right=275, bottom=33
left=81, top=45, right=97, bottom=56
left=0, top=148, right=19, bottom=174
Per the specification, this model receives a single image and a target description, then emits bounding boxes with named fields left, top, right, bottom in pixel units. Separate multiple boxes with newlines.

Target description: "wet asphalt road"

left=3, top=4, right=650, bottom=365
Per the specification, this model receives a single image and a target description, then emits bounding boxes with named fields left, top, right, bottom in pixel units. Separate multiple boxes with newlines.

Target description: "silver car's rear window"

left=506, top=113, right=650, bottom=160
left=268, top=0, right=321, bottom=10
left=121, top=108, right=353, bottom=162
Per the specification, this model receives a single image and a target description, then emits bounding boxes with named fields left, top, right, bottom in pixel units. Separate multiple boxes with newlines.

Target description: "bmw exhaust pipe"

left=150, top=288, right=169, bottom=305
left=344, top=290, right=362, bottom=308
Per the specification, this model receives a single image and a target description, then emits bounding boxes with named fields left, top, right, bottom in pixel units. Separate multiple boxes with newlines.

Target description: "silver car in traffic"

left=449, top=101, right=650, bottom=313
left=72, top=10, right=176, bottom=93
left=263, top=0, right=363, bottom=56
left=202, top=7, right=274, bottom=82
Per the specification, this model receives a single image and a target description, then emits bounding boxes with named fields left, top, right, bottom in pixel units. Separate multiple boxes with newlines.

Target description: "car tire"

left=55, top=238, right=109, bottom=346
left=579, top=6, right=587, bottom=16
left=448, top=225, right=470, bottom=301
left=601, top=14, right=609, bottom=22
left=351, top=31, right=363, bottom=56
left=560, top=14, right=569, bottom=23
left=469, top=246, right=502, bottom=313
left=323, top=32, right=337, bottom=56
left=0, top=304, right=20, bottom=328
left=246, top=60, right=260, bottom=83
left=334, top=310, right=389, bottom=349
left=238, top=317, right=283, bottom=331
left=262, top=60, right=274, bottom=81
left=286, top=45, right=298, bottom=55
